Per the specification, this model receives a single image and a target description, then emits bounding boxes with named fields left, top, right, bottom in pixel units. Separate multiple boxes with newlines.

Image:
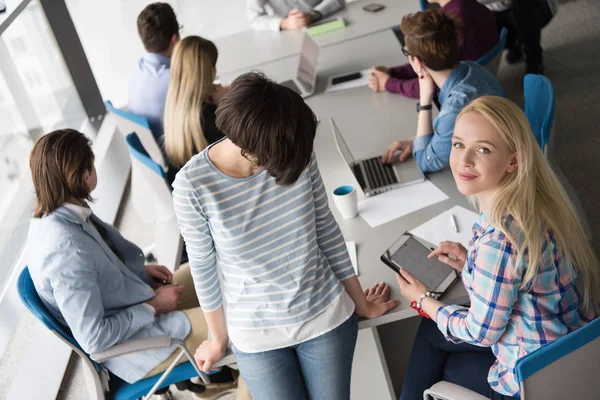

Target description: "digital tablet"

left=380, top=233, right=459, bottom=294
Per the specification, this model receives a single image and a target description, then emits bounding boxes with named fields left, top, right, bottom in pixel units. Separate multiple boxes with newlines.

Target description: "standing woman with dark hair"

left=172, top=72, right=400, bottom=400
left=163, top=35, right=227, bottom=172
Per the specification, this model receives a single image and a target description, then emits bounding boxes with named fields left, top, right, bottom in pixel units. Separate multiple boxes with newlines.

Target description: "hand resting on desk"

left=281, top=9, right=312, bottom=30
left=368, top=66, right=390, bottom=92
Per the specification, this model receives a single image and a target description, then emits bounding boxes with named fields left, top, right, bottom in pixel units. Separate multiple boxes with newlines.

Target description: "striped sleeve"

left=172, top=170, right=222, bottom=312
left=308, top=153, right=355, bottom=281
left=436, top=232, right=521, bottom=346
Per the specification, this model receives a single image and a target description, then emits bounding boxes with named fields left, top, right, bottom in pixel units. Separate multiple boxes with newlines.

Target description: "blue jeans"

left=232, top=314, right=358, bottom=400
left=400, top=318, right=519, bottom=400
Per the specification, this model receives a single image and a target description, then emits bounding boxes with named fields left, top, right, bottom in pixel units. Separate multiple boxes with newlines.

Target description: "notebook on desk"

left=306, top=17, right=346, bottom=37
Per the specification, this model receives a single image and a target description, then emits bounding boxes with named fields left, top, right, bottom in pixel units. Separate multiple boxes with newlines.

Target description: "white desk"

left=214, top=0, right=418, bottom=76
left=303, top=31, right=470, bottom=400
left=219, top=27, right=406, bottom=84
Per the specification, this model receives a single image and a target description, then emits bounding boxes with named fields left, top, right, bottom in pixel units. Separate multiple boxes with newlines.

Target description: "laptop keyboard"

left=280, top=80, right=302, bottom=95
left=360, top=157, right=398, bottom=189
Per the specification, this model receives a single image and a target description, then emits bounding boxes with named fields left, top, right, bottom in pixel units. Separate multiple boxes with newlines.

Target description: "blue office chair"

left=476, top=27, right=508, bottom=77
left=124, top=132, right=184, bottom=271
left=17, top=266, right=208, bottom=399
left=105, top=101, right=168, bottom=172
left=523, top=74, right=554, bottom=150
left=424, top=316, right=600, bottom=399
left=523, top=73, right=592, bottom=240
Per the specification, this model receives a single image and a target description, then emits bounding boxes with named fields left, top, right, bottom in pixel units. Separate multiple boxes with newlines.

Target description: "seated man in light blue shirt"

left=25, top=129, right=247, bottom=398
left=247, top=0, right=345, bottom=31
left=128, top=3, right=180, bottom=141
left=382, top=9, right=506, bottom=173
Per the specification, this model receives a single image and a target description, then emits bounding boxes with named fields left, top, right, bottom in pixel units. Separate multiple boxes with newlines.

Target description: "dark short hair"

left=30, top=129, right=95, bottom=218
left=137, top=3, right=179, bottom=53
left=216, top=71, right=317, bottom=186
left=400, top=8, right=461, bottom=71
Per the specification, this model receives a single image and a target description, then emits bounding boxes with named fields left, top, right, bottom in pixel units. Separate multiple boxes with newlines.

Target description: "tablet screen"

left=391, top=236, right=453, bottom=290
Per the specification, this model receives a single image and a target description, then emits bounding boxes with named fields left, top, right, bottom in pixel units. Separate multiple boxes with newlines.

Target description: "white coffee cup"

left=333, top=185, right=358, bottom=219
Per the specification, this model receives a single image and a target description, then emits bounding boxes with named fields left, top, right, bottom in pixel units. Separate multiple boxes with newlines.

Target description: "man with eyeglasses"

left=369, top=0, right=498, bottom=99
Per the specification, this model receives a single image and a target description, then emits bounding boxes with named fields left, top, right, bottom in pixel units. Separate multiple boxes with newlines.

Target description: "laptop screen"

left=330, top=119, right=355, bottom=166
left=296, top=34, right=319, bottom=93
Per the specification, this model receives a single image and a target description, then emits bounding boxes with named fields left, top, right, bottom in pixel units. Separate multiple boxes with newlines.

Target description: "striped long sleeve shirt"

left=436, top=213, right=597, bottom=397
left=172, top=148, right=356, bottom=352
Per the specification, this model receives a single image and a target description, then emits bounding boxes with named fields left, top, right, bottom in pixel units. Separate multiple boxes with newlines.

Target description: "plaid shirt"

left=436, top=213, right=597, bottom=397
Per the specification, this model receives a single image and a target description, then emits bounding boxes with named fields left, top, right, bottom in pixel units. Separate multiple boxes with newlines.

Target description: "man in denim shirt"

left=382, top=9, right=506, bottom=173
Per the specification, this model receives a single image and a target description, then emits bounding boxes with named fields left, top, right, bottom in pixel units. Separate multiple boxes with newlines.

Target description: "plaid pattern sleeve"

left=436, top=226, right=523, bottom=346
left=434, top=214, right=598, bottom=397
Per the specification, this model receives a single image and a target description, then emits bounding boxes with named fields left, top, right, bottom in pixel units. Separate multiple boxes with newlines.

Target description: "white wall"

left=65, top=0, right=249, bottom=108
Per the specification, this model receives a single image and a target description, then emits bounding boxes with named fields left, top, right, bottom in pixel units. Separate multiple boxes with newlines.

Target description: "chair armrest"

left=90, top=336, right=172, bottom=362
left=212, top=347, right=236, bottom=369
left=423, top=381, right=489, bottom=400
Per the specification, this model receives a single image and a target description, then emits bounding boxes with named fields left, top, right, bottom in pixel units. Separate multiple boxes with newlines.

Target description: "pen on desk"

left=450, top=213, right=459, bottom=233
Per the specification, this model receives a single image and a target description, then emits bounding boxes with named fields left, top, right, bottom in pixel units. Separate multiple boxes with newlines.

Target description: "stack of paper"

left=410, top=205, right=480, bottom=248
left=346, top=241, right=358, bottom=275
left=358, top=181, right=449, bottom=228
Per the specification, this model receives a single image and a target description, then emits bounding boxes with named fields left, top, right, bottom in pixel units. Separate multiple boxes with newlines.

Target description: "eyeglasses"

left=178, top=24, right=184, bottom=32
left=401, top=45, right=410, bottom=58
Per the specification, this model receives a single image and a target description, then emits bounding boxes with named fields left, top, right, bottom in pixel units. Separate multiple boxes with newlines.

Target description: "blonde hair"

left=164, top=36, right=218, bottom=168
left=458, top=96, right=600, bottom=312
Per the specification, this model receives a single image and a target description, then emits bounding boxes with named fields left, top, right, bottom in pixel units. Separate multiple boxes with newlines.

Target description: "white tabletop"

left=305, top=30, right=472, bottom=329
left=0, top=0, right=32, bottom=36
left=214, top=0, right=418, bottom=76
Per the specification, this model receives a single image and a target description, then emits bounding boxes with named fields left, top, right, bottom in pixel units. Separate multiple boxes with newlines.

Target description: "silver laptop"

left=331, top=118, right=425, bottom=197
left=279, top=34, right=319, bottom=98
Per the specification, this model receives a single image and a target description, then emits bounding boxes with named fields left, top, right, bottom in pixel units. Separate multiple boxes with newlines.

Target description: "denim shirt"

left=412, top=61, right=507, bottom=173
left=128, top=53, right=171, bottom=141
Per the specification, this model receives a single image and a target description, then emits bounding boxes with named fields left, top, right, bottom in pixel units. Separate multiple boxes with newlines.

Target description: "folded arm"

left=50, top=245, right=155, bottom=354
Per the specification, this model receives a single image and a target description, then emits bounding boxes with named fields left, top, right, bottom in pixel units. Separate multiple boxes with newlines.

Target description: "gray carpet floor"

left=497, top=0, right=600, bottom=255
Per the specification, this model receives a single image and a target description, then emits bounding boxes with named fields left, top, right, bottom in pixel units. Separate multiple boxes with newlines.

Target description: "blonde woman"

left=164, top=35, right=227, bottom=170
left=396, top=96, right=600, bottom=400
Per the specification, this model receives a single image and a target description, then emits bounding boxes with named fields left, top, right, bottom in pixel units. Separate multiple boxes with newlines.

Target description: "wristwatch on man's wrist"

left=416, top=102, right=432, bottom=112
left=310, top=10, right=322, bottom=21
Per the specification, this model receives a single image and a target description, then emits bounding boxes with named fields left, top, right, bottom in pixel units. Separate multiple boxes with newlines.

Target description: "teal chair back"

left=515, top=316, right=600, bottom=399
left=523, top=74, right=555, bottom=151
left=104, top=100, right=168, bottom=171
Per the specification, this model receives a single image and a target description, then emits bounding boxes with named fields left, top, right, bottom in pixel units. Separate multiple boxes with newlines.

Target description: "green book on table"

left=306, top=18, right=346, bottom=37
